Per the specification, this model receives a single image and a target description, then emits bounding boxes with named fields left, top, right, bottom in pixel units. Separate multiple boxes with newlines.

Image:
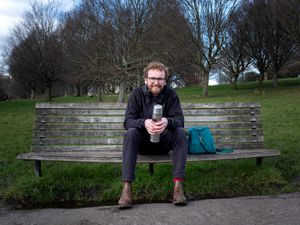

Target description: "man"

left=118, top=61, right=188, bottom=209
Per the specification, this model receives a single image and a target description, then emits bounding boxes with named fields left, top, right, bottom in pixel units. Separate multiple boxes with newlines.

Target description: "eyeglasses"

left=147, top=77, right=166, bottom=82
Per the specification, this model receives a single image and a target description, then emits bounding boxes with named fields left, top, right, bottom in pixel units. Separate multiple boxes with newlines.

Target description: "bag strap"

left=198, top=135, right=209, bottom=152
left=216, top=148, right=234, bottom=154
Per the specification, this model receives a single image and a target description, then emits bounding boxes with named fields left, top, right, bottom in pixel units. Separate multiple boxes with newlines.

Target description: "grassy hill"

left=0, top=78, right=299, bottom=208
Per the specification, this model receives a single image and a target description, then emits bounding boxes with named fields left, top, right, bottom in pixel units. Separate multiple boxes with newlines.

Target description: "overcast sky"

left=0, top=0, right=74, bottom=59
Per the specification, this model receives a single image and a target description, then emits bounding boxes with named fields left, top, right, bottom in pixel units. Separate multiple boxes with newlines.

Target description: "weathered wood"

left=17, top=102, right=280, bottom=176
left=36, top=115, right=261, bottom=123
left=32, top=138, right=123, bottom=145
left=37, top=108, right=126, bottom=116
left=34, top=129, right=263, bottom=139
left=30, top=142, right=265, bottom=152
left=184, top=122, right=263, bottom=129
left=182, top=109, right=260, bottom=116
left=17, top=149, right=279, bottom=163
left=36, top=116, right=124, bottom=123
left=31, top=145, right=123, bottom=152
left=181, top=102, right=261, bottom=109
left=35, top=124, right=124, bottom=130
left=35, top=122, right=262, bottom=130
left=32, top=136, right=264, bottom=146
left=35, top=102, right=261, bottom=109
left=34, top=131, right=125, bottom=138
left=36, top=103, right=127, bottom=109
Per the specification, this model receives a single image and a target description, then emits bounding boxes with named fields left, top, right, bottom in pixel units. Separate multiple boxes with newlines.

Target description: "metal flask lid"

left=153, top=104, right=162, bottom=115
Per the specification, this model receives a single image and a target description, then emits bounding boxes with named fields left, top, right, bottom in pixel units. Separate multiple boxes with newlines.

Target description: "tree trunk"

left=118, top=80, right=127, bottom=103
left=65, top=84, right=71, bottom=96
left=202, top=73, right=209, bottom=97
left=259, top=73, right=264, bottom=83
left=47, top=83, right=52, bottom=102
left=258, top=69, right=265, bottom=83
left=30, top=88, right=35, bottom=99
left=64, top=86, right=68, bottom=96
left=264, top=72, right=268, bottom=81
left=234, top=76, right=238, bottom=90
left=97, top=85, right=103, bottom=102
left=272, top=69, right=278, bottom=88
left=75, top=84, right=81, bottom=97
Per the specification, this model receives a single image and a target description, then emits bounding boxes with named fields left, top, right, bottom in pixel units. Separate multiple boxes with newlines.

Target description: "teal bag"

left=187, top=126, right=234, bottom=154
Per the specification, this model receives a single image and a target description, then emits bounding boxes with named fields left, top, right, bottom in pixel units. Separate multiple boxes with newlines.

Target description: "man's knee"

left=174, top=127, right=187, bottom=139
left=124, top=128, right=142, bottom=140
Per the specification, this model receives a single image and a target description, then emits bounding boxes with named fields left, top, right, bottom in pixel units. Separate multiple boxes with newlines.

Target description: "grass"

left=0, top=78, right=299, bottom=209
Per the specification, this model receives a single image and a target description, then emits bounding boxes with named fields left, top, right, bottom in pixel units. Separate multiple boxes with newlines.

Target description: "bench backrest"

left=33, top=102, right=264, bottom=153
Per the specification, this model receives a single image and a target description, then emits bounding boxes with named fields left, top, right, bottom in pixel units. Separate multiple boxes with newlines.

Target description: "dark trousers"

left=122, top=127, right=188, bottom=182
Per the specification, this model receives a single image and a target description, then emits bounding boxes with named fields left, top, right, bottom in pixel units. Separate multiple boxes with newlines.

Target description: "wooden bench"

left=17, top=102, right=280, bottom=177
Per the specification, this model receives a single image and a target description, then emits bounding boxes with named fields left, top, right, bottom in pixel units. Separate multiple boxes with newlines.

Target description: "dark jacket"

left=124, top=85, right=184, bottom=130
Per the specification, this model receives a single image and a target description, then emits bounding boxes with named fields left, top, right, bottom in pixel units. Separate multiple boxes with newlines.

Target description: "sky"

left=0, top=0, right=74, bottom=59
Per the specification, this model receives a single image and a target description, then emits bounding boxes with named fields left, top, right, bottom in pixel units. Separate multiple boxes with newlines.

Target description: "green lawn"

left=0, top=78, right=299, bottom=208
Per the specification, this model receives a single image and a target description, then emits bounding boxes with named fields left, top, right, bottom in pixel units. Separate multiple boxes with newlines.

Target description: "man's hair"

left=143, top=61, right=169, bottom=79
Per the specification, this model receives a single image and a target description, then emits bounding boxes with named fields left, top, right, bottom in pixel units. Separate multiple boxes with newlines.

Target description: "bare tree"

left=240, top=0, right=296, bottom=87
left=266, top=1, right=296, bottom=87
left=239, top=1, right=271, bottom=83
left=275, top=0, right=300, bottom=48
left=7, top=0, right=64, bottom=100
left=62, top=0, right=115, bottom=100
left=220, top=9, right=251, bottom=89
left=181, top=0, right=237, bottom=97
left=109, top=0, right=155, bottom=102
left=144, top=0, right=195, bottom=86
left=8, top=32, right=44, bottom=98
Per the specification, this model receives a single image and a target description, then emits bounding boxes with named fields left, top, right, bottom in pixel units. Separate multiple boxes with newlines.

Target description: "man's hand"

left=145, top=117, right=168, bottom=135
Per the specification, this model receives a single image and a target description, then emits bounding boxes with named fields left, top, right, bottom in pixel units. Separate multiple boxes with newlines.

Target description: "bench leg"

left=149, top=163, right=154, bottom=175
left=35, top=160, right=42, bottom=177
left=256, top=157, right=263, bottom=166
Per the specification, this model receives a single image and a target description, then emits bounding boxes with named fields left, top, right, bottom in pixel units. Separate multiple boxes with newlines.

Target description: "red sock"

left=173, top=177, right=184, bottom=183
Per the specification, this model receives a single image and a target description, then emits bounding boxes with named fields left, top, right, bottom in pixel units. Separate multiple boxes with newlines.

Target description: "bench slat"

left=181, top=103, right=261, bottom=109
left=35, top=122, right=263, bottom=130
left=32, top=145, right=123, bottom=152
left=35, top=131, right=125, bottom=137
left=183, top=109, right=260, bottom=116
left=32, top=138, right=123, bottom=145
left=36, top=116, right=124, bottom=123
left=184, top=122, right=262, bottom=129
left=36, top=108, right=260, bottom=116
left=35, top=115, right=260, bottom=123
left=33, top=135, right=263, bottom=146
left=31, top=142, right=265, bottom=152
left=36, top=103, right=127, bottom=109
left=37, top=108, right=126, bottom=116
left=36, top=102, right=260, bottom=109
left=35, top=123, right=125, bottom=130
left=17, top=149, right=278, bottom=163
left=34, top=129, right=263, bottom=138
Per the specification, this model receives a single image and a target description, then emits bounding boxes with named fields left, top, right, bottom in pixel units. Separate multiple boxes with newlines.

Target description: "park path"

left=1, top=192, right=300, bottom=225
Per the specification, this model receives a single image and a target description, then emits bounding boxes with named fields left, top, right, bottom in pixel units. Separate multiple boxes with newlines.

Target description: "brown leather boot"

left=118, top=182, right=132, bottom=209
left=172, top=181, right=187, bottom=206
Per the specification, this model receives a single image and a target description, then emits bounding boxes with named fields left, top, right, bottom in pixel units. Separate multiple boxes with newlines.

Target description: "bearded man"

left=118, top=61, right=188, bottom=209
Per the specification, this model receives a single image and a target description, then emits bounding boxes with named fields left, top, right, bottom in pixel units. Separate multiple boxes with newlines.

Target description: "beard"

left=148, top=83, right=165, bottom=96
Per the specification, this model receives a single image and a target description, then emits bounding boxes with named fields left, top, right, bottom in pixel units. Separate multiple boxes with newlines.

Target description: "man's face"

left=145, top=69, right=167, bottom=96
